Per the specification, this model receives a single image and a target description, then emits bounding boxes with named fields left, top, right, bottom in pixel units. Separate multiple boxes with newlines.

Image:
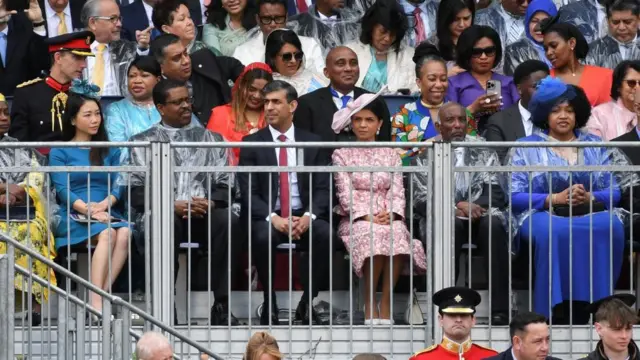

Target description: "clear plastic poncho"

left=585, top=35, right=640, bottom=70
left=287, top=5, right=363, bottom=55
left=0, top=135, right=60, bottom=230
left=558, top=0, right=603, bottom=44
left=412, top=135, right=508, bottom=240
left=126, top=122, right=235, bottom=201
left=506, top=129, right=639, bottom=237
left=273, top=58, right=329, bottom=97
left=474, top=3, right=525, bottom=49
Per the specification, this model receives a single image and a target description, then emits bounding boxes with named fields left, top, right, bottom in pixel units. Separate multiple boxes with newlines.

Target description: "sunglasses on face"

left=259, top=15, right=286, bottom=25
left=280, top=51, right=304, bottom=62
left=625, top=79, right=640, bottom=88
left=471, top=46, right=497, bottom=58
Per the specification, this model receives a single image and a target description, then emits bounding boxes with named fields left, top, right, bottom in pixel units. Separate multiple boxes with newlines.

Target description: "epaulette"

left=16, top=78, right=43, bottom=88
left=473, top=343, right=498, bottom=353
left=411, top=344, right=438, bottom=357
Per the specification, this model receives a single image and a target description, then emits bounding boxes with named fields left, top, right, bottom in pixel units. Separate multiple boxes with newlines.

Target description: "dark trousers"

left=250, top=211, right=332, bottom=309
left=174, top=208, right=242, bottom=300
left=455, top=215, right=510, bottom=313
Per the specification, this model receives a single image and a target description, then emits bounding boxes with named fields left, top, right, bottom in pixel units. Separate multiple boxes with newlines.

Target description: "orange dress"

left=550, top=65, right=613, bottom=107
left=410, top=338, right=498, bottom=360
left=206, top=104, right=266, bottom=163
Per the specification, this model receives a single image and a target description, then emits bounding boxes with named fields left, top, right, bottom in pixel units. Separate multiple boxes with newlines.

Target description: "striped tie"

left=507, top=19, right=522, bottom=45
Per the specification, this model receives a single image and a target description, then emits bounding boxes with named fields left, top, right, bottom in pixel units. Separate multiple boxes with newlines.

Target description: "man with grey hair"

left=80, top=0, right=152, bottom=96
left=412, top=102, right=512, bottom=325
left=135, top=331, right=173, bottom=360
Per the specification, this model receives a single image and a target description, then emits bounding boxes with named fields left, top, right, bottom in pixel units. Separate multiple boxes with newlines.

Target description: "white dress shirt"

left=331, top=88, right=355, bottom=109
left=518, top=100, right=533, bottom=136
left=87, top=41, right=120, bottom=96
left=44, top=0, right=73, bottom=37
left=142, top=0, right=154, bottom=25
left=269, top=124, right=303, bottom=213
left=614, top=34, right=638, bottom=60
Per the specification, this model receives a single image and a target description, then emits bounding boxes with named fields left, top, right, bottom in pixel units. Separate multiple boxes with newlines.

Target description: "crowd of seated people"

left=3, top=0, right=640, bottom=330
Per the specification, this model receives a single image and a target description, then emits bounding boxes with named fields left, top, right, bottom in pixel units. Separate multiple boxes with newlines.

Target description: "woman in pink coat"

left=332, top=88, right=427, bottom=326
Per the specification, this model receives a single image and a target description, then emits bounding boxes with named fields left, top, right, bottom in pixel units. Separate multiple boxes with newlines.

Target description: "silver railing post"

left=0, top=254, right=15, bottom=360
left=432, top=141, right=454, bottom=343
left=57, top=289, right=69, bottom=359
left=151, top=141, right=174, bottom=326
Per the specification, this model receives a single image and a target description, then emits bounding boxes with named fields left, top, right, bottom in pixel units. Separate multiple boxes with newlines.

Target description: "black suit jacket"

left=483, top=348, right=563, bottom=360
left=37, top=0, right=84, bottom=37
left=238, top=126, right=331, bottom=222
left=612, top=129, right=640, bottom=212
left=483, top=104, right=526, bottom=162
left=294, top=86, right=392, bottom=144
left=189, top=48, right=244, bottom=124
left=0, top=14, right=48, bottom=96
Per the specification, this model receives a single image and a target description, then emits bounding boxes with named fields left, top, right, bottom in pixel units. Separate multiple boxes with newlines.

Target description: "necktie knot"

left=413, top=7, right=421, bottom=15
left=57, top=11, right=65, bottom=19
left=97, top=44, right=106, bottom=53
left=57, top=12, right=68, bottom=35
left=278, top=134, right=287, bottom=142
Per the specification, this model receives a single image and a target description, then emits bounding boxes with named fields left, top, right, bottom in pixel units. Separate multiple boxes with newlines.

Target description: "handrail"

left=0, top=233, right=224, bottom=360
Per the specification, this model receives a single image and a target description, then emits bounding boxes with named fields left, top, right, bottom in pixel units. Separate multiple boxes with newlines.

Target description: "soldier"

left=410, top=286, right=498, bottom=360
left=9, top=31, right=95, bottom=155
left=580, top=293, right=639, bottom=360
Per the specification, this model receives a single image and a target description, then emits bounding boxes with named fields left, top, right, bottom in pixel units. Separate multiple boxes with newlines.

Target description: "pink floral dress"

left=332, top=147, right=427, bottom=277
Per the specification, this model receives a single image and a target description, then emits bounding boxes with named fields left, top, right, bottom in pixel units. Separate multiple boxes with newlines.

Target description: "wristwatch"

left=32, top=20, right=46, bottom=27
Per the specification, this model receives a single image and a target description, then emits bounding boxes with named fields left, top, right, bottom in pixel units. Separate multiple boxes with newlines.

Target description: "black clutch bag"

left=0, top=205, right=33, bottom=221
left=552, top=201, right=606, bottom=217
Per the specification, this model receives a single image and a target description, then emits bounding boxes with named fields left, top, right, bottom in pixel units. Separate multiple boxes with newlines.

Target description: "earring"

left=71, top=121, right=75, bottom=126
left=376, top=128, right=380, bottom=135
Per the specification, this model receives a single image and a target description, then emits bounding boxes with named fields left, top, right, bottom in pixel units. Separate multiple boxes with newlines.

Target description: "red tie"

left=278, top=134, right=290, bottom=218
left=413, top=7, right=426, bottom=44
left=296, top=0, right=308, bottom=13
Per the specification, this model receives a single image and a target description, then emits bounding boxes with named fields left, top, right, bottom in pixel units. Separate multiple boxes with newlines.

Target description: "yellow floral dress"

left=0, top=152, right=57, bottom=304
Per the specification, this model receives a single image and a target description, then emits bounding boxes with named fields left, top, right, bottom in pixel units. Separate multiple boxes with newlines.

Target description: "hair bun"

left=413, top=42, right=442, bottom=64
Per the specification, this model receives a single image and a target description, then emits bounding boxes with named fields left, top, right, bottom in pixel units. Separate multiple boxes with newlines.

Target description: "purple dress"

left=447, top=71, right=520, bottom=131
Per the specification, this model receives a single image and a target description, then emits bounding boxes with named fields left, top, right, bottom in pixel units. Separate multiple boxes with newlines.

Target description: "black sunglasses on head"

left=280, top=51, right=304, bottom=62
left=471, top=46, right=497, bottom=58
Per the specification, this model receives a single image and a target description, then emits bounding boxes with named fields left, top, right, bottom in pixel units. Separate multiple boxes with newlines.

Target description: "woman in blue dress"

left=49, top=80, right=130, bottom=313
left=507, top=77, right=632, bottom=323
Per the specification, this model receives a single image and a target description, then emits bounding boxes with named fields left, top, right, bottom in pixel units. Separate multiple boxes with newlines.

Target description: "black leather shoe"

left=210, top=302, right=239, bottom=326
left=295, top=300, right=326, bottom=325
left=491, top=312, right=510, bottom=326
left=260, top=303, right=279, bottom=326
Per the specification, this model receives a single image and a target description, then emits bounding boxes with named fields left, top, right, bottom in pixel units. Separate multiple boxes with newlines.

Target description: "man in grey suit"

left=484, top=60, right=550, bottom=161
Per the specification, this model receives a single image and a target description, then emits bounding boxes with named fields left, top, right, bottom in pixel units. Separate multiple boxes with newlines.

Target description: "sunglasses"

left=280, top=51, right=304, bottom=62
left=471, top=46, right=497, bottom=58
left=625, top=79, right=640, bottom=88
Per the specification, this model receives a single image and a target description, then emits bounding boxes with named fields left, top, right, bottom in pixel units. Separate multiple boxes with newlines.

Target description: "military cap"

left=433, top=286, right=482, bottom=314
left=45, top=31, right=95, bottom=57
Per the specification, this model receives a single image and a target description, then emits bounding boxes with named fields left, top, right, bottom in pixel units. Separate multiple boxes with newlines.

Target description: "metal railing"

left=1, top=139, right=640, bottom=359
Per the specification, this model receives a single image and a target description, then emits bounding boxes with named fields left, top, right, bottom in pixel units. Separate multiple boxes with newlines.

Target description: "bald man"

left=135, top=332, right=173, bottom=360
left=294, top=46, right=391, bottom=147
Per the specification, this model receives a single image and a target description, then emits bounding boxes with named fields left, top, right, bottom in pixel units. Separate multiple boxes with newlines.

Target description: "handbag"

left=552, top=201, right=606, bottom=217
left=0, top=205, right=32, bottom=222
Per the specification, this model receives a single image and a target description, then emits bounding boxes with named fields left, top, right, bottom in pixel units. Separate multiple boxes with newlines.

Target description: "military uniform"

left=411, top=286, right=498, bottom=360
left=410, top=337, right=498, bottom=360
left=8, top=31, right=94, bottom=154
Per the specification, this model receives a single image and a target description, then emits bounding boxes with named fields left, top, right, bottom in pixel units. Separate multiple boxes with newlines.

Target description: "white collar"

left=518, top=100, right=531, bottom=121
left=612, top=34, right=638, bottom=46
left=0, top=26, right=7, bottom=36
left=399, top=0, right=428, bottom=13
left=269, top=123, right=295, bottom=141
left=332, top=87, right=354, bottom=98
left=317, top=11, right=338, bottom=21
left=45, top=0, right=71, bottom=19
left=511, top=348, right=518, bottom=360
left=91, top=41, right=110, bottom=51
left=498, top=4, right=523, bottom=21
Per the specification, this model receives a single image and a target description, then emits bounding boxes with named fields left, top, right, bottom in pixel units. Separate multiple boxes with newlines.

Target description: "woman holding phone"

left=446, top=25, right=519, bottom=133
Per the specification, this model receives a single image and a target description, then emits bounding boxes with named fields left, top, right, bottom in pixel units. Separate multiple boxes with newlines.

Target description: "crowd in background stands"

left=2, top=0, right=640, bottom=338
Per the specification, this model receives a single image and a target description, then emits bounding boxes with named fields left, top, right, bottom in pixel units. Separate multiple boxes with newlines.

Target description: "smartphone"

left=486, top=80, right=502, bottom=100
left=6, top=0, right=28, bottom=11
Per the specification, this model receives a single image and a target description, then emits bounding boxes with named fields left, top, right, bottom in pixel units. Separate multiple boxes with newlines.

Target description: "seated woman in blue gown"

left=507, top=76, right=632, bottom=324
left=49, top=80, right=130, bottom=314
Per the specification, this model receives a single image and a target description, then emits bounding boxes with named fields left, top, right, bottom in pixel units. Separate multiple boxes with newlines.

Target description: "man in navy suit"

left=483, top=312, right=562, bottom=360
left=238, top=80, right=332, bottom=326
